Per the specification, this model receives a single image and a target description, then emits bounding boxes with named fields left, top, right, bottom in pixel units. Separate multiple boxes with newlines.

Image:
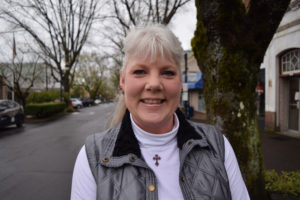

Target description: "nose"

left=145, top=73, right=163, bottom=92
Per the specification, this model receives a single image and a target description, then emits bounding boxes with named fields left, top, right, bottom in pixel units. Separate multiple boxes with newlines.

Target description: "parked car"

left=0, top=100, right=25, bottom=128
left=80, top=98, right=94, bottom=107
left=94, top=99, right=101, bottom=105
left=71, top=98, right=83, bottom=109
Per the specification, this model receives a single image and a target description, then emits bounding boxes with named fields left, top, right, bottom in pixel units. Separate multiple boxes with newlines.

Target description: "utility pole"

left=183, top=53, right=189, bottom=118
left=11, top=33, right=16, bottom=101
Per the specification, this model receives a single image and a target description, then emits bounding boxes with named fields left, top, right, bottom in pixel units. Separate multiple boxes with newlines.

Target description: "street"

left=0, top=103, right=115, bottom=200
left=0, top=104, right=300, bottom=200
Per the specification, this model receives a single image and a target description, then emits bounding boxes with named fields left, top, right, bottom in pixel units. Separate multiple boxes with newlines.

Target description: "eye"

left=162, top=70, right=176, bottom=76
left=133, top=69, right=146, bottom=75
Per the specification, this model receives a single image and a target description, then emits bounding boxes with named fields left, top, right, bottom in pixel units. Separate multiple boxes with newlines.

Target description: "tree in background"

left=192, top=0, right=290, bottom=198
left=1, top=0, right=100, bottom=93
left=71, top=85, right=85, bottom=99
left=74, top=52, right=115, bottom=100
left=110, top=66, right=121, bottom=92
left=0, top=56, right=42, bottom=107
left=104, top=0, right=192, bottom=79
left=98, top=79, right=116, bottom=102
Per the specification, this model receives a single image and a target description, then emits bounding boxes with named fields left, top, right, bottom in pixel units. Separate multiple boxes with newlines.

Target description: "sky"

left=0, top=1, right=197, bottom=62
left=171, top=1, right=197, bottom=50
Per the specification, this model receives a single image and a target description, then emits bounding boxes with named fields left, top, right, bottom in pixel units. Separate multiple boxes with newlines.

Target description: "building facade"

left=0, top=76, right=8, bottom=99
left=0, top=63, right=60, bottom=102
left=262, top=0, right=300, bottom=137
left=181, top=51, right=205, bottom=120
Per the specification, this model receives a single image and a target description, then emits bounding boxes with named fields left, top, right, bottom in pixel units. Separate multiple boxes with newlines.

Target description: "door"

left=288, top=78, right=299, bottom=131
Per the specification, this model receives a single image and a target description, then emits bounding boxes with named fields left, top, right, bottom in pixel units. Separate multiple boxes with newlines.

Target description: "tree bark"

left=192, top=0, right=290, bottom=199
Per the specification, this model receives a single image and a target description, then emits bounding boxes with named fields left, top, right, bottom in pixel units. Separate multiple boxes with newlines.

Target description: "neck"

left=131, top=115, right=175, bottom=134
left=131, top=113, right=179, bottom=147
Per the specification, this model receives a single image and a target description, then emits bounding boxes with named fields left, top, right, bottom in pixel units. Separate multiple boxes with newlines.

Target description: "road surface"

left=0, top=103, right=115, bottom=200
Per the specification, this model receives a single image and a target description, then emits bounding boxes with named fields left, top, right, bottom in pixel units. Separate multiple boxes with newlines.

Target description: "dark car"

left=0, top=100, right=25, bottom=128
left=80, top=98, right=94, bottom=107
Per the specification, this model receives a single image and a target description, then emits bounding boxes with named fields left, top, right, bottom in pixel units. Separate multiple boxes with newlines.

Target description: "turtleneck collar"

left=130, top=113, right=179, bottom=148
left=112, top=109, right=203, bottom=158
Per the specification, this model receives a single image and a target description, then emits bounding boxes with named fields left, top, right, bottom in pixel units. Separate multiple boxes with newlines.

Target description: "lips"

left=141, top=99, right=165, bottom=104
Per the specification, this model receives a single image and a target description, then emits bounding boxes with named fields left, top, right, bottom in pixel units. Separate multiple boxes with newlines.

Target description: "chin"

left=141, top=113, right=171, bottom=125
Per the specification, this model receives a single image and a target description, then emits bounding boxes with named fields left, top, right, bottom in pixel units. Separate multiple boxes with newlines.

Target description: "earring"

left=120, top=87, right=124, bottom=95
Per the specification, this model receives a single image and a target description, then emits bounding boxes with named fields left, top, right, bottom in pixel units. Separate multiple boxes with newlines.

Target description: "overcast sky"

left=0, top=1, right=197, bottom=62
left=170, top=1, right=197, bottom=50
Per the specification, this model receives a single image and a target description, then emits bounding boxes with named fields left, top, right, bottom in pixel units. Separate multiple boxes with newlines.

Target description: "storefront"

left=180, top=51, right=206, bottom=119
left=262, top=2, right=300, bottom=137
left=278, top=49, right=300, bottom=134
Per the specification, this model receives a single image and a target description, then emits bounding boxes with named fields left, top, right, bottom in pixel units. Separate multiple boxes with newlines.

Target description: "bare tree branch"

left=104, top=0, right=192, bottom=68
left=1, top=0, right=101, bottom=93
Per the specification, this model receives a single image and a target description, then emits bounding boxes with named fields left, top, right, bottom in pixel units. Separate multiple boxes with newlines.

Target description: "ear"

left=120, top=72, right=125, bottom=90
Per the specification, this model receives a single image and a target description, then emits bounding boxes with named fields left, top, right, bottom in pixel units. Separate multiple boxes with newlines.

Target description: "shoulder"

left=189, top=120, right=224, bottom=143
left=85, top=125, right=120, bottom=162
left=84, top=125, right=121, bottom=180
left=188, top=120, right=225, bottom=160
left=85, top=125, right=120, bottom=150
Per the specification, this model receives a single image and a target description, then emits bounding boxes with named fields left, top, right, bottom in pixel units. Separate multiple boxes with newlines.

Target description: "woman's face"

left=120, top=54, right=182, bottom=134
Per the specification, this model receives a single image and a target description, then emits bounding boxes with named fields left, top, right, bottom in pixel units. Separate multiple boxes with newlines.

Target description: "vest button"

left=148, top=185, right=155, bottom=192
left=129, top=156, right=135, bottom=162
left=102, top=157, right=109, bottom=162
left=188, top=141, right=193, bottom=145
left=180, top=177, right=185, bottom=182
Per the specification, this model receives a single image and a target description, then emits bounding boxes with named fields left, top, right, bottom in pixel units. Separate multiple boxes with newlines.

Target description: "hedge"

left=265, top=170, right=300, bottom=197
left=25, top=102, right=66, bottom=117
left=26, top=90, right=70, bottom=105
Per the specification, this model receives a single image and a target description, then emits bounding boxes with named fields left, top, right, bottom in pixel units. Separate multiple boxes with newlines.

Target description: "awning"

left=182, top=72, right=203, bottom=89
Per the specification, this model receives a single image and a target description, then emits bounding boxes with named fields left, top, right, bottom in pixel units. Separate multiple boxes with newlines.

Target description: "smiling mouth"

left=141, top=99, right=165, bottom=104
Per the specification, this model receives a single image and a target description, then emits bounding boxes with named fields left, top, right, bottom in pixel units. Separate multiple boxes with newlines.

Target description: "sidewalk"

left=24, top=112, right=69, bottom=124
left=191, top=115, right=300, bottom=172
left=259, top=115, right=300, bottom=172
left=261, top=130, right=300, bottom=172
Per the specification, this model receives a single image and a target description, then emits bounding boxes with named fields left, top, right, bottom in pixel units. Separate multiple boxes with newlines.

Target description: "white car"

left=71, top=98, right=83, bottom=109
left=94, top=99, right=101, bottom=104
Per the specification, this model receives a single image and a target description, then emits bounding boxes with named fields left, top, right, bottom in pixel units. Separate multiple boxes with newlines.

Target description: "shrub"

left=25, top=102, right=66, bottom=117
left=27, top=90, right=61, bottom=103
left=265, top=170, right=300, bottom=197
left=26, top=90, right=71, bottom=106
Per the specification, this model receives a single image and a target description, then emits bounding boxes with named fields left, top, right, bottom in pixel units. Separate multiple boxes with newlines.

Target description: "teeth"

left=143, top=99, right=163, bottom=104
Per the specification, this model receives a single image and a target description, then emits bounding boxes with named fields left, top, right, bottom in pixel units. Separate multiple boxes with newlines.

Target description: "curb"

left=24, top=112, right=69, bottom=124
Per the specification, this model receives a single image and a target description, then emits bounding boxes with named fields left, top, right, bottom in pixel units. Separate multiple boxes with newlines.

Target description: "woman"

left=71, top=24, right=250, bottom=200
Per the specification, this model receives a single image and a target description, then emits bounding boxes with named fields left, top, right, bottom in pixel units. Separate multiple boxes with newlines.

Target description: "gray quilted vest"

left=85, top=110, right=232, bottom=200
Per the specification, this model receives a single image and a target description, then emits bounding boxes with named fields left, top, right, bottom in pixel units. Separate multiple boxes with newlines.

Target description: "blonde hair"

left=109, top=24, right=184, bottom=128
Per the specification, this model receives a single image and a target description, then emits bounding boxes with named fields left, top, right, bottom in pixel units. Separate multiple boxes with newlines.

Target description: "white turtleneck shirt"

left=130, top=114, right=184, bottom=200
left=71, top=113, right=250, bottom=200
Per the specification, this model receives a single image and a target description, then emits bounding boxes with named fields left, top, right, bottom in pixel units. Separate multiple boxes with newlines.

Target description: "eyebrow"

left=131, top=64, right=147, bottom=68
left=128, top=62, right=177, bottom=70
left=161, top=65, right=177, bottom=69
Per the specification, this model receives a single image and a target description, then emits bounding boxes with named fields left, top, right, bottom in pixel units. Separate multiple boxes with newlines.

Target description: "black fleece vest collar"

left=112, top=109, right=202, bottom=158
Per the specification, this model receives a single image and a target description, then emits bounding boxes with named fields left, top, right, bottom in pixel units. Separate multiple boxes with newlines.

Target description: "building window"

left=198, top=93, right=206, bottom=113
left=281, top=49, right=300, bottom=75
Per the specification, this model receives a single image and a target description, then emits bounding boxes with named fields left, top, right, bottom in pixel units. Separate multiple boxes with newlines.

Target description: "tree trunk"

left=192, top=0, right=290, bottom=199
left=63, top=76, right=70, bottom=93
